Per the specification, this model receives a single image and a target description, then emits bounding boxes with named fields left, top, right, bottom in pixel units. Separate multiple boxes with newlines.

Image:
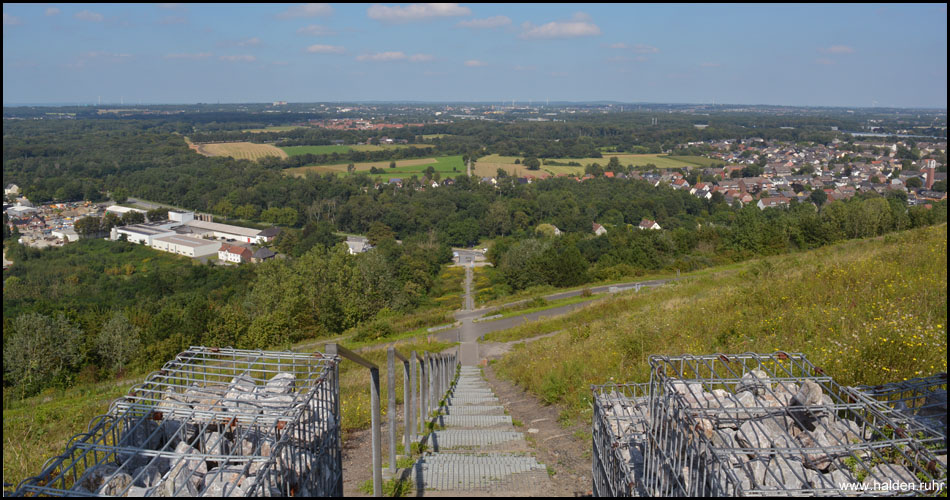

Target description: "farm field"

left=193, top=142, right=288, bottom=161
left=284, top=155, right=465, bottom=180
left=474, top=153, right=721, bottom=177
left=280, top=143, right=433, bottom=156
left=421, top=133, right=452, bottom=139
left=241, top=125, right=308, bottom=133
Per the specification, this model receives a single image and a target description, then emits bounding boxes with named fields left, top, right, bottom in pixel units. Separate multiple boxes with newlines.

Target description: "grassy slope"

left=493, top=224, right=948, bottom=425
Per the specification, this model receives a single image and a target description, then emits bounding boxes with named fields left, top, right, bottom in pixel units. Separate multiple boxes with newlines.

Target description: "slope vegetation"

left=494, top=224, right=948, bottom=424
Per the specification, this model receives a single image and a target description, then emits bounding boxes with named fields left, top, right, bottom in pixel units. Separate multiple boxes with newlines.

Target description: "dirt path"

left=482, top=360, right=593, bottom=497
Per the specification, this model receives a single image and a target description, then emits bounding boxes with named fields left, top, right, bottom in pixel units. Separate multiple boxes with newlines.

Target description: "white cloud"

left=368, top=3, right=471, bottom=23
left=164, top=52, right=213, bottom=60
left=632, top=44, right=659, bottom=54
left=277, top=3, right=333, bottom=19
left=457, top=15, right=511, bottom=29
left=306, top=44, right=345, bottom=54
left=409, top=53, right=434, bottom=62
left=606, top=42, right=628, bottom=49
left=220, top=54, right=256, bottom=62
left=520, top=13, right=600, bottom=39
left=3, top=12, right=23, bottom=25
left=45, top=7, right=61, bottom=16
left=297, top=24, right=335, bottom=36
left=74, top=10, right=104, bottom=22
left=237, top=37, right=261, bottom=47
left=819, top=45, right=854, bottom=54
left=464, top=59, right=487, bottom=67
left=357, top=51, right=407, bottom=62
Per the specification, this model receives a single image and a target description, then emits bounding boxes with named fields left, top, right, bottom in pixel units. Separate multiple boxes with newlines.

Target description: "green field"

left=492, top=224, right=948, bottom=425
left=284, top=155, right=466, bottom=180
left=281, top=144, right=433, bottom=156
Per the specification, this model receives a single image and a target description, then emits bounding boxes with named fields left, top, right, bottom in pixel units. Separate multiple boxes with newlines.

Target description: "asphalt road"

left=441, top=277, right=675, bottom=364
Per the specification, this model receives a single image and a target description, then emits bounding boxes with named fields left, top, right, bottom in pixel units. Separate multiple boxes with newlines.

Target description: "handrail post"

left=387, top=348, right=396, bottom=475
left=370, top=366, right=382, bottom=496
left=402, top=357, right=410, bottom=454
left=325, top=343, right=344, bottom=496
left=421, top=353, right=429, bottom=425
left=410, top=351, right=418, bottom=443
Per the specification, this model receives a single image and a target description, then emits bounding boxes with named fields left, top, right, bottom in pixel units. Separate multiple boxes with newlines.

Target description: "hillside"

left=492, top=224, right=948, bottom=425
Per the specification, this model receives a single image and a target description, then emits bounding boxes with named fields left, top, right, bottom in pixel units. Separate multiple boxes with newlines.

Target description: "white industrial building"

left=150, top=234, right=220, bottom=258
left=186, top=219, right=266, bottom=244
left=110, top=221, right=178, bottom=245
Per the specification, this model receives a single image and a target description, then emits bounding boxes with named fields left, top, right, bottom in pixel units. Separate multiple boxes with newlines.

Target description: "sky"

left=2, top=3, right=947, bottom=108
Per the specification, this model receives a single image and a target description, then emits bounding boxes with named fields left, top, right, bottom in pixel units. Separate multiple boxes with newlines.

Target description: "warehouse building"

left=110, top=221, right=177, bottom=245
left=150, top=234, right=220, bottom=258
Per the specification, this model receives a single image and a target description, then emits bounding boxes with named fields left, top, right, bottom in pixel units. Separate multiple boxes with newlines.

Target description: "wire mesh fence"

left=12, top=346, right=341, bottom=497
left=592, top=352, right=948, bottom=497
left=844, top=374, right=948, bottom=456
left=591, top=382, right=650, bottom=497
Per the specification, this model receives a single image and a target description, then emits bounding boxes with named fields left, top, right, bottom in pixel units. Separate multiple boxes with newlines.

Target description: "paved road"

left=441, top=277, right=675, bottom=362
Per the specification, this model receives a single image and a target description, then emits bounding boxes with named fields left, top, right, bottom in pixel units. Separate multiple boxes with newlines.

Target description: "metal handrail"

left=327, top=343, right=458, bottom=497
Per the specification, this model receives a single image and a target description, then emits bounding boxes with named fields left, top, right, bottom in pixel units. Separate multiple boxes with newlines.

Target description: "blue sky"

left=3, top=3, right=947, bottom=107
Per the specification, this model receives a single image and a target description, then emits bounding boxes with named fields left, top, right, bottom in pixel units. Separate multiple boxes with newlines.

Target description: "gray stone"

left=735, top=418, right=791, bottom=452
left=763, top=455, right=807, bottom=491
left=204, top=431, right=230, bottom=456
left=797, top=430, right=834, bottom=471
left=860, top=463, right=919, bottom=490
left=76, top=464, right=133, bottom=495
left=787, top=380, right=824, bottom=431
left=123, top=485, right=150, bottom=497
left=737, top=369, right=771, bottom=396
left=264, top=372, right=296, bottom=394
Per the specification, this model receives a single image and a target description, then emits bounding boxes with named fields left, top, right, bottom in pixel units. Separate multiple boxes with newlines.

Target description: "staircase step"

left=429, top=430, right=524, bottom=450
left=434, top=414, right=512, bottom=428
left=414, top=453, right=548, bottom=491
left=446, top=396, right=500, bottom=405
left=443, top=405, right=506, bottom=415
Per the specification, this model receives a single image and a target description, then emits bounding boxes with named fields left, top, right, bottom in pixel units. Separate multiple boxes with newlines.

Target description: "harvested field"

left=475, top=153, right=716, bottom=178
left=193, top=142, right=288, bottom=161
left=281, top=144, right=432, bottom=156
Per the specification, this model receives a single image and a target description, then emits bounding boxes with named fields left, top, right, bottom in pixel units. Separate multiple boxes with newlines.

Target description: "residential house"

left=251, top=247, right=276, bottom=263
left=639, top=219, right=661, bottom=230
left=218, top=244, right=252, bottom=264
left=592, top=223, right=607, bottom=236
left=756, top=197, right=790, bottom=210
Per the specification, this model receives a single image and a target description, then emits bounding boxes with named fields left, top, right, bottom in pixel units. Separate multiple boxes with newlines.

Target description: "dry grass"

left=194, top=142, right=289, bottom=161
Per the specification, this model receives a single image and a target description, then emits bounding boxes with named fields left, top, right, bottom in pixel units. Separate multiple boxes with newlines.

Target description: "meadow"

left=474, top=153, right=723, bottom=177
left=491, top=224, right=948, bottom=425
left=284, top=155, right=466, bottom=180
left=194, top=141, right=288, bottom=161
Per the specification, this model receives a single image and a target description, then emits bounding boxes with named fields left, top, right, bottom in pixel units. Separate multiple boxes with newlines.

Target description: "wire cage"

left=12, top=346, right=341, bottom=497
left=844, top=373, right=948, bottom=455
left=642, top=352, right=947, bottom=497
left=591, top=382, right=651, bottom=497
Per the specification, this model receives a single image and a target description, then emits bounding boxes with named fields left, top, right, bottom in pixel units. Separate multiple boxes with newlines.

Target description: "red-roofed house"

left=592, top=222, right=607, bottom=236
left=218, top=244, right=253, bottom=263
left=639, top=219, right=661, bottom=230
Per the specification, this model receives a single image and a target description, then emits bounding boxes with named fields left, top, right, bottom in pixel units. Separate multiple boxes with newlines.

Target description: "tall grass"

left=494, top=224, right=948, bottom=425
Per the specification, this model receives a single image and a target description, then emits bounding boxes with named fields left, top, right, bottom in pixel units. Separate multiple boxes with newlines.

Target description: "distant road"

left=442, top=278, right=676, bottom=349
